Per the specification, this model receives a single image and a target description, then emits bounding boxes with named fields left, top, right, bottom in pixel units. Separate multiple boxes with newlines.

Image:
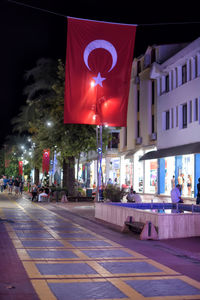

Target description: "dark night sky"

left=1, top=0, right=200, bottom=147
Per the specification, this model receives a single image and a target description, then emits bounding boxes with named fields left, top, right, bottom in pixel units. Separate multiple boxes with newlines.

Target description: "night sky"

left=1, top=0, right=200, bottom=147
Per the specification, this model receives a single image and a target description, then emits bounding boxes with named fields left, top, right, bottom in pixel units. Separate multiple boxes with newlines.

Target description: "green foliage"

left=0, top=149, right=5, bottom=175
left=5, top=153, right=19, bottom=178
left=8, top=58, right=110, bottom=192
left=103, top=185, right=126, bottom=202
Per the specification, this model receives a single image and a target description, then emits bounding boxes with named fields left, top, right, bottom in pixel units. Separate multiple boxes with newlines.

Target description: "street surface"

left=1, top=192, right=200, bottom=299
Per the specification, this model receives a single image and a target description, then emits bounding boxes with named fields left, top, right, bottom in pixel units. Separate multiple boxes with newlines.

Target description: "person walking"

left=0, top=176, right=4, bottom=192
left=8, top=177, right=14, bottom=194
left=14, top=177, right=20, bottom=196
left=31, top=184, right=38, bottom=202
left=3, top=176, right=7, bottom=191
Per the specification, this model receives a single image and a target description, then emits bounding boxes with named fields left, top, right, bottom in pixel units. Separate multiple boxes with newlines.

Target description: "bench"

left=122, top=216, right=158, bottom=240
left=39, top=195, right=50, bottom=202
left=125, top=219, right=145, bottom=234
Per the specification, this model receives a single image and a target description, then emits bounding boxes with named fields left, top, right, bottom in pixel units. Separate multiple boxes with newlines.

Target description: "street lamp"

left=46, top=121, right=53, bottom=127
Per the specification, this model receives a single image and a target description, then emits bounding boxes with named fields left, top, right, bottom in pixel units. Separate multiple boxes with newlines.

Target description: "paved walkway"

left=1, top=193, right=200, bottom=299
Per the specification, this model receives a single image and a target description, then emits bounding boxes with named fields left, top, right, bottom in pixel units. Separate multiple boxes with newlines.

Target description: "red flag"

left=42, top=149, right=50, bottom=173
left=19, top=161, right=23, bottom=175
left=64, top=17, right=136, bottom=127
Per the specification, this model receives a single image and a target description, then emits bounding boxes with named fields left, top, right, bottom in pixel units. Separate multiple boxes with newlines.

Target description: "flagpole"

left=96, top=124, right=103, bottom=202
left=96, top=125, right=99, bottom=201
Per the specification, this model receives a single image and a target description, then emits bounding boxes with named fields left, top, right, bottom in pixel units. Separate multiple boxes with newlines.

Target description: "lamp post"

left=90, top=80, right=105, bottom=201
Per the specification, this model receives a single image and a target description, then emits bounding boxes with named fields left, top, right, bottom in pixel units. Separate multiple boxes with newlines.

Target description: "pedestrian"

left=171, top=184, right=183, bottom=203
left=14, top=177, right=20, bottom=195
left=55, top=184, right=60, bottom=203
left=196, top=178, right=200, bottom=205
left=107, top=178, right=112, bottom=185
left=19, top=179, right=24, bottom=195
left=8, top=177, right=14, bottom=194
left=3, top=176, right=7, bottom=191
left=0, top=176, right=4, bottom=192
left=187, top=174, right=192, bottom=196
left=31, top=184, right=38, bottom=202
left=171, top=175, right=175, bottom=189
left=126, top=188, right=135, bottom=202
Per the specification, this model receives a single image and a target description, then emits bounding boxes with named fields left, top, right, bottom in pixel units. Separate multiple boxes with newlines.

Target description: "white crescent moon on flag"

left=83, top=39, right=117, bottom=72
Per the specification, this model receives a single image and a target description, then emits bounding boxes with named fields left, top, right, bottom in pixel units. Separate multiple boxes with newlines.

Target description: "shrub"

left=103, top=184, right=126, bottom=202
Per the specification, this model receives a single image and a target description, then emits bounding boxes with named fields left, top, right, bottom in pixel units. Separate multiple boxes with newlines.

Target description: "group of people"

left=171, top=177, right=200, bottom=204
left=0, top=176, right=23, bottom=195
left=171, top=173, right=193, bottom=196
left=31, top=184, right=51, bottom=202
left=126, top=188, right=142, bottom=203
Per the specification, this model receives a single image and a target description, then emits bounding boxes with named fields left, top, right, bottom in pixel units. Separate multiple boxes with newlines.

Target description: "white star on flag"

left=92, top=72, right=106, bottom=87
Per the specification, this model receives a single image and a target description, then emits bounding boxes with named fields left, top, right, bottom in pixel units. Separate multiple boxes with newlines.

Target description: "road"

left=1, top=192, right=200, bottom=299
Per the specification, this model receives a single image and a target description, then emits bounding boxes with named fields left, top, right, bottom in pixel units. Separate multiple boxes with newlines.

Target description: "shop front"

left=121, top=148, right=158, bottom=194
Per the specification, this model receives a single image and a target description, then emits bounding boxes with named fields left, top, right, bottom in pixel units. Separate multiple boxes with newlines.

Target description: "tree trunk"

left=34, top=167, right=39, bottom=185
left=63, top=156, right=75, bottom=196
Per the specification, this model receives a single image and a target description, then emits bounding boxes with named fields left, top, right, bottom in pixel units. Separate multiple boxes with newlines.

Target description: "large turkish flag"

left=64, top=17, right=136, bottom=127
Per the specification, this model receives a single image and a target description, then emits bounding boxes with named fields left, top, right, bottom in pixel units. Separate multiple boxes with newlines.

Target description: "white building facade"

left=119, top=42, right=190, bottom=195
left=142, top=37, right=200, bottom=197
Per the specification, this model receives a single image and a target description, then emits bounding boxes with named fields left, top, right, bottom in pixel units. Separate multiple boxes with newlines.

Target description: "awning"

left=139, top=142, right=200, bottom=161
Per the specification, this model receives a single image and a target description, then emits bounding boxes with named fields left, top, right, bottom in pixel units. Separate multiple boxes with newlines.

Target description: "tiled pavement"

left=1, top=194, right=200, bottom=299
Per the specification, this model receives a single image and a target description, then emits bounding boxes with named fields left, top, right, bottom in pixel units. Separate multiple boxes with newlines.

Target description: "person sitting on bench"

left=171, top=184, right=183, bottom=203
left=38, top=188, right=48, bottom=202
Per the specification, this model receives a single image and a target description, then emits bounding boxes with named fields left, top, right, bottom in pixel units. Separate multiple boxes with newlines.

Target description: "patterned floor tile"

left=48, top=281, right=126, bottom=300
left=27, top=249, right=79, bottom=259
left=82, top=249, right=134, bottom=258
left=125, top=278, right=200, bottom=297
left=21, top=240, right=65, bottom=248
left=99, top=261, right=162, bottom=274
left=36, top=262, right=98, bottom=275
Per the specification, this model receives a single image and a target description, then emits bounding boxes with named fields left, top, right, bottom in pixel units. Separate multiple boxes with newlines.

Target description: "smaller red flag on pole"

left=42, top=149, right=50, bottom=173
left=19, top=161, right=23, bottom=175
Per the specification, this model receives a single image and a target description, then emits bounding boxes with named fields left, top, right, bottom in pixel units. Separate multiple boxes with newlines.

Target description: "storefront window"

left=164, top=157, right=175, bottom=195
left=181, top=154, right=194, bottom=197
left=125, top=159, right=133, bottom=187
left=134, top=150, right=144, bottom=193
left=145, top=159, right=158, bottom=194
left=108, top=157, right=120, bottom=185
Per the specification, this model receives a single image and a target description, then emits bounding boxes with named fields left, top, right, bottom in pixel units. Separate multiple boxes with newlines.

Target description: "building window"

left=195, top=98, right=198, bottom=121
left=152, top=114, right=155, bottom=134
left=108, top=132, right=119, bottom=149
left=151, top=81, right=155, bottom=105
left=165, top=75, right=169, bottom=92
left=137, top=90, right=140, bottom=112
left=137, top=120, right=140, bottom=137
left=182, top=104, right=187, bottom=128
left=176, top=106, right=178, bottom=127
left=189, top=100, right=192, bottom=123
left=182, top=64, right=187, bottom=84
left=166, top=111, right=170, bottom=130
left=171, top=108, right=174, bottom=128
left=124, top=127, right=127, bottom=146
left=195, top=56, right=198, bottom=78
